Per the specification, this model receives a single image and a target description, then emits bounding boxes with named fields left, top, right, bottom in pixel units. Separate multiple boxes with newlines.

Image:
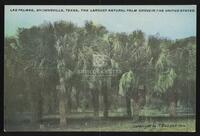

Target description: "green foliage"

left=119, top=70, right=135, bottom=96
left=4, top=20, right=196, bottom=124
left=154, top=68, right=177, bottom=94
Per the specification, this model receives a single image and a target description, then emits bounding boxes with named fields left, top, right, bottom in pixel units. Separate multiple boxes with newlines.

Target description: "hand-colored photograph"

left=4, top=5, right=196, bottom=132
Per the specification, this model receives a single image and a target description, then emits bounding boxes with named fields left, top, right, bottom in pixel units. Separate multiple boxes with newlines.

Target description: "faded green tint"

left=4, top=6, right=196, bottom=131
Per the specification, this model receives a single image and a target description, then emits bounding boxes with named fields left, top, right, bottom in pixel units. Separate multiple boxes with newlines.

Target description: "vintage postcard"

left=4, top=5, right=196, bottom=131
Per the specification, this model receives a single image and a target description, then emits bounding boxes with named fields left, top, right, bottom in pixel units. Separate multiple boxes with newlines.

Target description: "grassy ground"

left=38, top=117, right=195, bottom=132
left=5, top=112, right=195, bottom=132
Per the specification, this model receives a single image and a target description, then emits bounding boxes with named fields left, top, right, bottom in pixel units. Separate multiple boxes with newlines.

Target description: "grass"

left=39, top=117, right=195, bottom=132
left=5, top=111, right=195, bottom=132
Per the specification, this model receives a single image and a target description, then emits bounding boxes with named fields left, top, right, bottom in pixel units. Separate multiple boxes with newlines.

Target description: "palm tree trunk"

left=76, top=89, right=80, bottom=110
left=169, top=102, right=176, bottom=117
left=59, top=97, right=66, bottom=127
left=126, top=94, right=131, bottom=117
left=56, top=38, right=67, bottom=127
left=37, top=90, right=43, bottom=124
left=58, top=82, right=67, bottom=127
left=91, top=89, right=99, bottom=117
left=103, top=89, right=108, bottom=117
left=30, top=78, right=43, bottom=125
left=67, top=86, right=72, bottom=113
left=103, top=78, right=112, bottom=118
left=30, top=93, right=37, bottom=125
left=169, top=91, right=177, bottom=117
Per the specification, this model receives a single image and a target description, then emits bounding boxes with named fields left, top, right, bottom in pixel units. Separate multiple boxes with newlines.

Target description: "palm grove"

left=4, top=20, right=196, bottom=127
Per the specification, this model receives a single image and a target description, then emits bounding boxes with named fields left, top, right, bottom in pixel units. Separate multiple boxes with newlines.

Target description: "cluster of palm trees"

left=4, top=20, right=196, bottom=127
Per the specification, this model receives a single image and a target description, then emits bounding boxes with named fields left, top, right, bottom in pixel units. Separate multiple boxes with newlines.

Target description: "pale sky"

left=5, top=5, right=196, bottom=39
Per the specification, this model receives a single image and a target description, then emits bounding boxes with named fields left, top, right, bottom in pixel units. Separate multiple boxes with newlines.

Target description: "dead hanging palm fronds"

left=153, top=43, right=178, bottom=95
left=155, top=51, right=173, bottom=71
left=119, top=70, right=135, bottom=96
left=154, top=68, right=177, bottom=94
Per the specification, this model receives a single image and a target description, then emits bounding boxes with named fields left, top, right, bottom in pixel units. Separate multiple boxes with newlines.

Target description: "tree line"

left=4, top=20, right=196, bottom=127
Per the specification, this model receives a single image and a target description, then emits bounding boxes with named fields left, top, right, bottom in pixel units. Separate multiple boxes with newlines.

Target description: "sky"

left=5, top=5, right=196, bottom=39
